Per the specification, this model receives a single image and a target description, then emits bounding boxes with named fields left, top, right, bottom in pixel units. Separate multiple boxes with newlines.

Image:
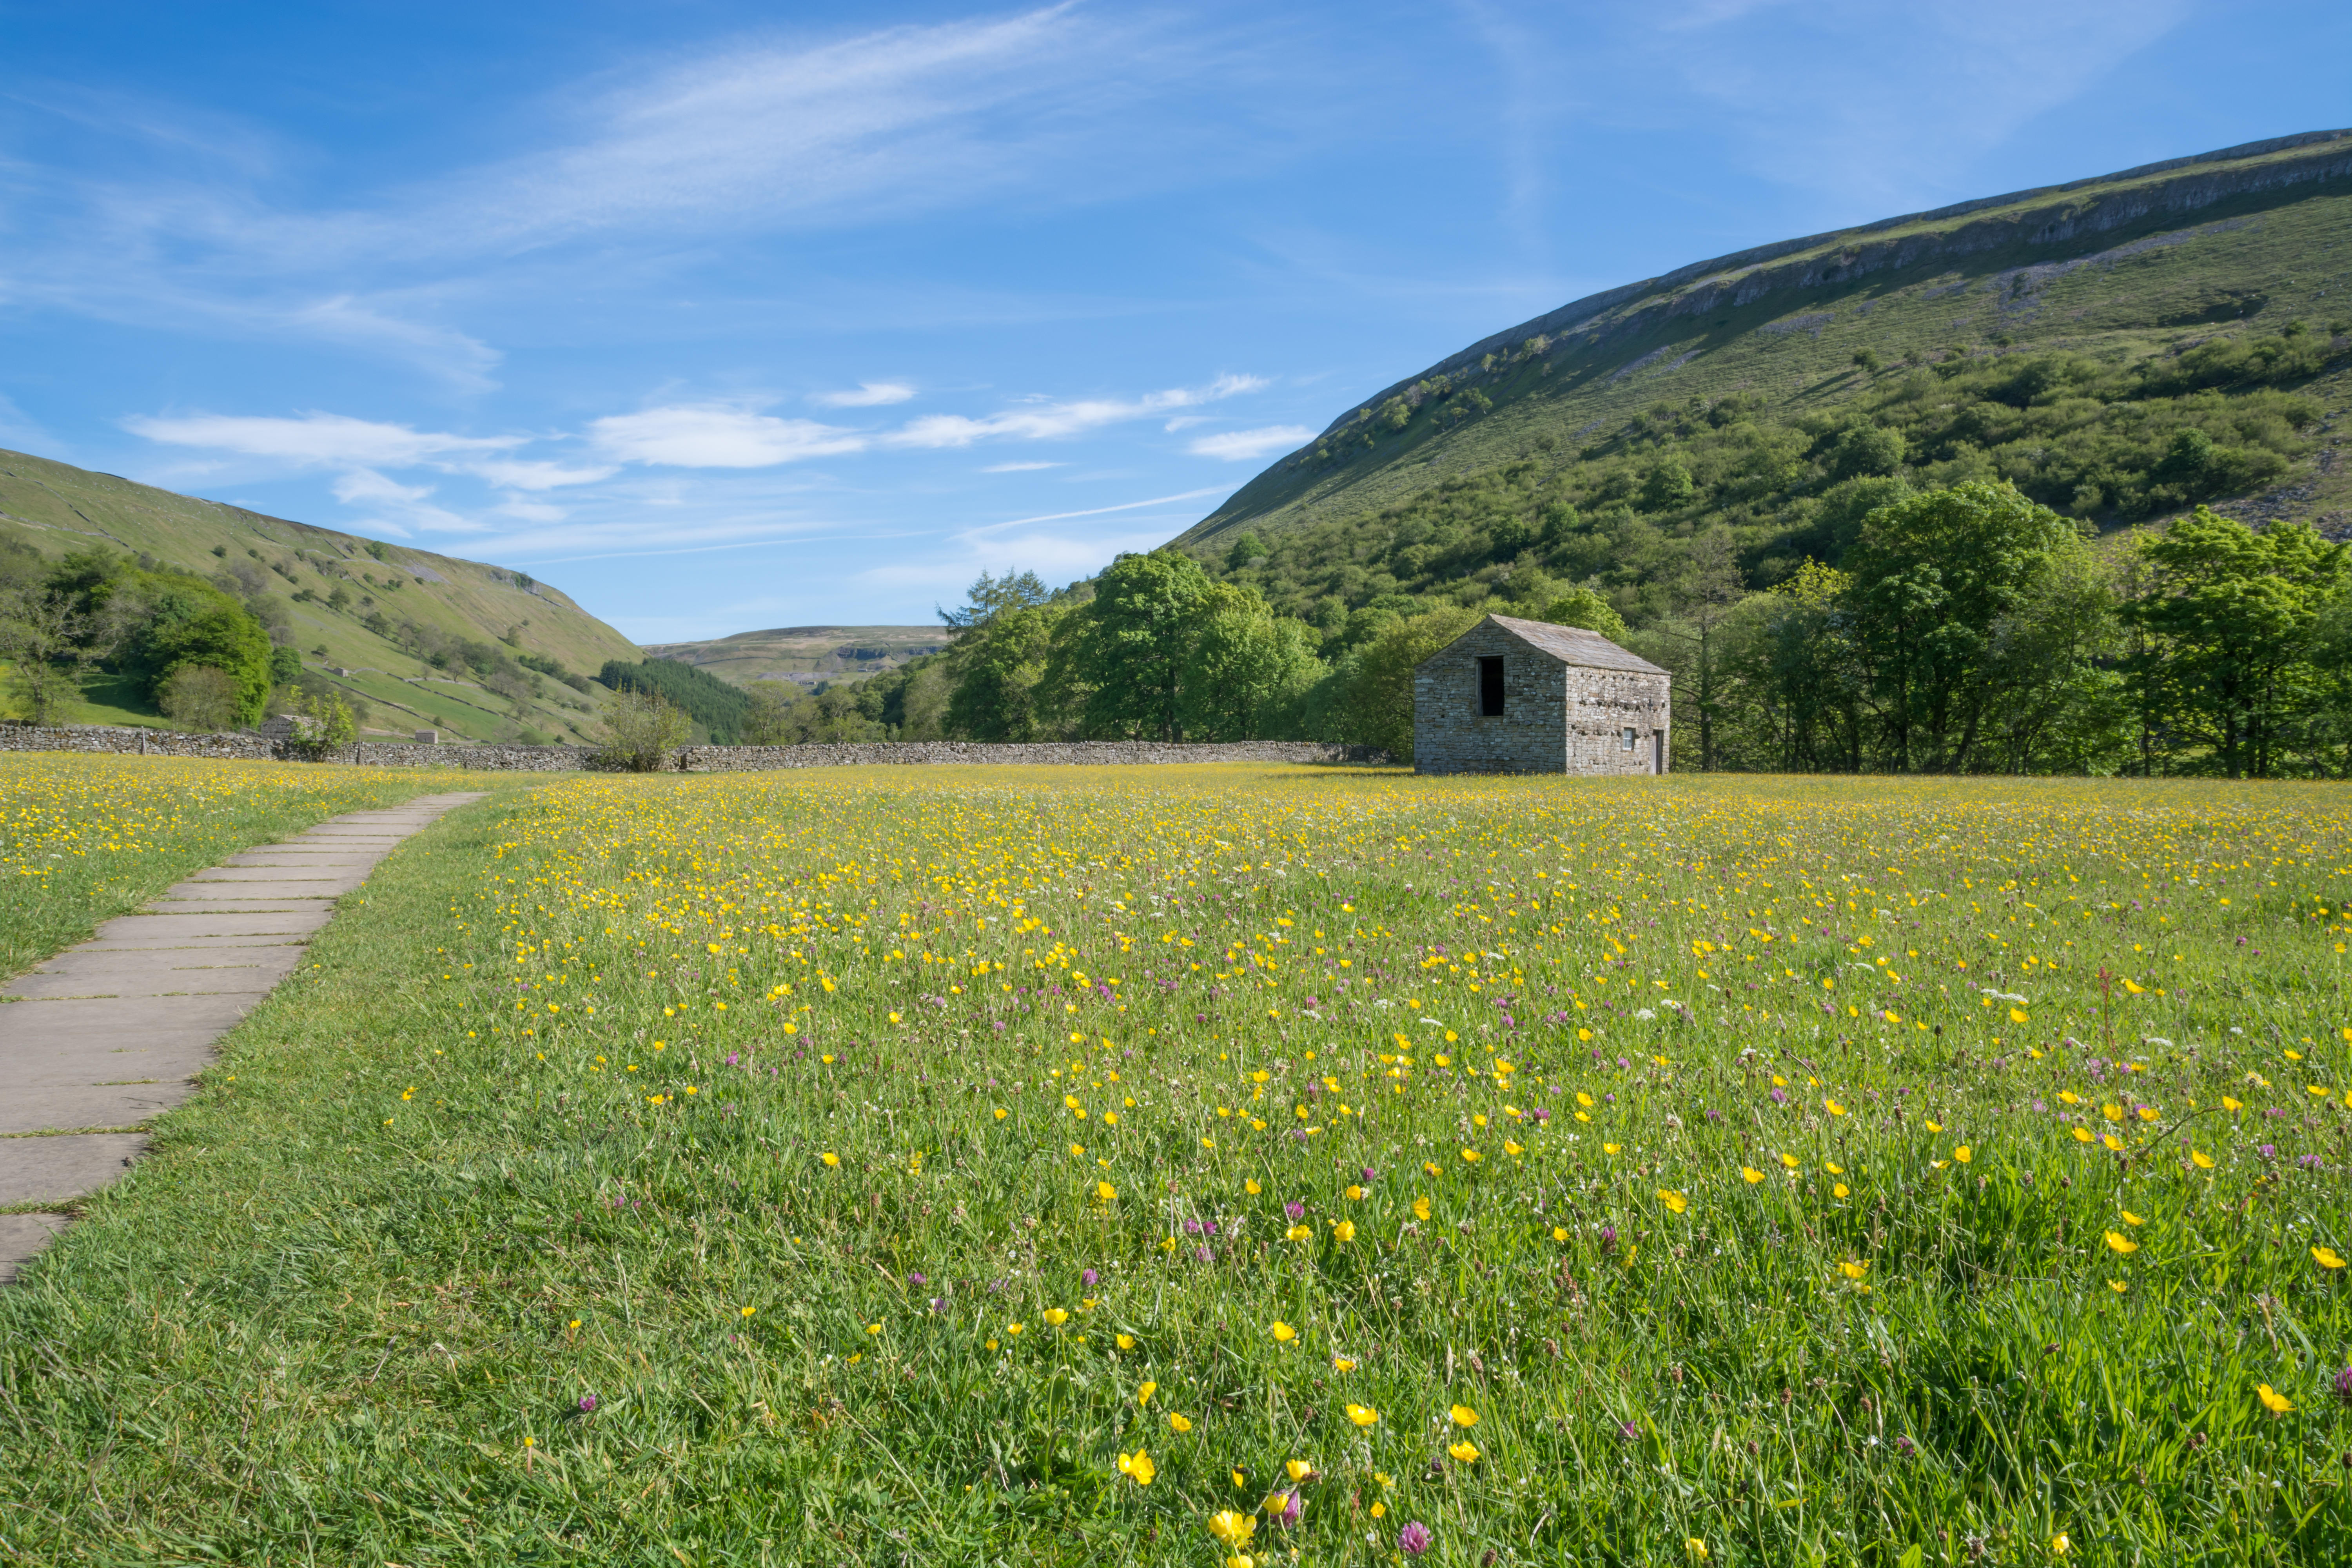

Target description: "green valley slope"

left=1171, top=130, right=2352, bottom=613
left=0, top=448, right=639, bottom=742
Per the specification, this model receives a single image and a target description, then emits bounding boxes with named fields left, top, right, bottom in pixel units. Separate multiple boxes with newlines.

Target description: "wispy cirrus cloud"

left=886, top=374, right=1266, bottom=449
left=813, top=381, right=916, bottom=407
left=123, top=411, right=521, bottom=467
left=588, top=406, right=868, bottom=468
left=1187, top=424, right=1315, bottom=461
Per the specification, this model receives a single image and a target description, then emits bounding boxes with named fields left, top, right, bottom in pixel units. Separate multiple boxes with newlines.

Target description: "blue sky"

left=3, top=1, right=2345, bottom=642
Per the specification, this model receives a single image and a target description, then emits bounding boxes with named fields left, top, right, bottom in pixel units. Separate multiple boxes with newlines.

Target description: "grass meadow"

left=0, top=763, right=2348, bottom=1566
left=0, top=753, right=480, bottom=981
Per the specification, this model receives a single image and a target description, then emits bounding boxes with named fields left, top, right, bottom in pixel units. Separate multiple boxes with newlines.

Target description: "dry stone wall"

left=0, top=724, right=1386, bottom=773
left=0, top=723, right=274, bottom=760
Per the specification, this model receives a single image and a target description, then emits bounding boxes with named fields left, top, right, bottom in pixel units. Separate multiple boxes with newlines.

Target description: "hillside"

left=1169, top=131, right=2352, bottom=626
left=641, top=625, right=954, bottom=688
left=0, top=447, right=639, bottom=742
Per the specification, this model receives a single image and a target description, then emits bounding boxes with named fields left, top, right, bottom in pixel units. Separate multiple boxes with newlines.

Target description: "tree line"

left=784, top=483, right=2346, bottom=778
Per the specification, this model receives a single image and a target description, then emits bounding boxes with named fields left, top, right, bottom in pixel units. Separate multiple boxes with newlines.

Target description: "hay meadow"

left=1, top=758, right=2348, bottom=1566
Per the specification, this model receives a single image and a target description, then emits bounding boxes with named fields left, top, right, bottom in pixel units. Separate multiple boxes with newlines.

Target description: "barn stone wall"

left=1412, top=623, right=1670, bottom=775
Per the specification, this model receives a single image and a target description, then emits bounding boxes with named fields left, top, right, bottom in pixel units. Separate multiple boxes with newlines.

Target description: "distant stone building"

left=1413, top=613, right=1671, bottom=775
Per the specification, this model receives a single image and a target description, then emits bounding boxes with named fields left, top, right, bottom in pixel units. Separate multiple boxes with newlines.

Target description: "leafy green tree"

left=1178, top=586, right=1324, bottom=740
left=2120, top=509, right=2350, bottom=778
left=1639, top=457, right=1695, bottom=512
left=131, top=587, right=273, bottom=727
left=947, top=604, right=1067, bottom=741
left=938, top=570, right=1051, bottom=631
left=1339, top=606, right=1480, bottom=762
left=1056, top=551, right=1214, bottom=740
left=1532, top=585, right=1628, bottom=642
left=1221, top=532, right=1269, bottom=572
left=1844, top=481, right=2087, bottom=772
left=739, top=681, right=804, bottom=745
left=1828, top=425, right=1905, bottom=480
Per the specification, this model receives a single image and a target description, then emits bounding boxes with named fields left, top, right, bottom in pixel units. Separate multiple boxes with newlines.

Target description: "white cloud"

left=886, top=374, right=1266, bottom=448
left=1187, top=425, right=1316, bottom=461
left=814, top=381, right=916, bottom=407
left=465, top=457, right=619, bottom=490
left=495, top=498, right=569, bottom=523
left=588, top=406, right=868, bottom=467
left=124, top=411, right=522, bottom=467
left=325, top=467, right=478, bottom=535
left=982, top=460, right=1063, bottom=472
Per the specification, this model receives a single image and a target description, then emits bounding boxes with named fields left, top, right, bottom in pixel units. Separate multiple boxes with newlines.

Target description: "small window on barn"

left=1477, top=657, right=1505, bottom=716
left=1621, top=727, right=1638, bottom=750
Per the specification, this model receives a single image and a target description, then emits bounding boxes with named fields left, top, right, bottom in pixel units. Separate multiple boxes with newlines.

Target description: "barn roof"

left=1450, top=613, right=1670, bottom=675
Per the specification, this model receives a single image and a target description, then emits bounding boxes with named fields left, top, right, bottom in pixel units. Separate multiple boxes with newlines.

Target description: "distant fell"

left=1179, top=129, right=2352, bottom=552
left=643, top=625, right=955, bottom=688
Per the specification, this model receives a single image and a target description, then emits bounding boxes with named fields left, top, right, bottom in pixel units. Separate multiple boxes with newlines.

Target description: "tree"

left=947, top=604, right=1067, bottom=741
left=159, top=666, right=243, bottom=731
left=1222, top=532, right=1269, bottom=572
left=1639, top=457, right=1695, bottom=512
left=938, top=569, right=1051, bottom=631
left=131, top=589, right=274, bottom=728
left=1533, top=585, right=1629, bottom=642
left=1339, top=606, right=1481, bottom=761
left=2120, top=509, right=2350, bottom=778
left=1828, top=425, right=1904, bottom=480
left=591, top=688, right=691, bottom=771
left=0, top=583, right=91, bottom=723
left=1844, top=481, right=2087, bottom=772
left=1056, top=551, right=1214, bottom=740
left=739, top=681, right=804, bottom=745
left=1635, top=529, right=1746, bottom=771
left=1178, top=587, right=1324, bottom=740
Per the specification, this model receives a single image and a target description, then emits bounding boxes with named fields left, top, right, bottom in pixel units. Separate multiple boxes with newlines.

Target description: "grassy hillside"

left=1171, top=131, right=2352, bottom=622
left=642, top=625, right=955, bottom=688
left=0, top=448, right=639, bottom=742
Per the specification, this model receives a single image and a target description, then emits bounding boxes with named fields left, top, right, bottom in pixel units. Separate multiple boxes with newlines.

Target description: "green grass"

left=0, top=753, right=494, bottom=982
left=0, top=767, right=2348, bottom=1565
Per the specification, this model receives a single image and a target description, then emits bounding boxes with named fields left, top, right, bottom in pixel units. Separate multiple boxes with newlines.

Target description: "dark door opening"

left=1477, top=657, right=1505, bottom=717
left=1653, top=730, right=1665, bottom=774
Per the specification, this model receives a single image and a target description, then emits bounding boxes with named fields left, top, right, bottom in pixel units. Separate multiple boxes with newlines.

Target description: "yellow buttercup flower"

left=1450, top=1403, right=1478, bottom=1427
left=1042, top=1308, right=1070, bottom=1326
left=1449, top=1440, right=1479, bottom=1463
left=2257, top=1383, right=2293, bottom=1416
left=2190, top=1149, right=2215, bottom=1169
left=1657, top=1189, right=1688, bottom=1214
left=1208, top=1510, right=1256, bottom=1548
left=1116, top=1448, right=1155, bottom=1485
left=1169, top=1412, right=1193, bottom=1432
left=1137, top=1380, right=1156, bottom=1405
left=1269, top=1321, right=1296, bottom=1343
left=2314, top=1246, right=2346, bottom=1270
left=1839, top=1259, right=1867, bottom=1280
left=820, top=1152, right=840, bottom=1168
left=1346, top=1403, right=1379, bottom=1427
left=2103, top=1230, right=2138, bottom=1255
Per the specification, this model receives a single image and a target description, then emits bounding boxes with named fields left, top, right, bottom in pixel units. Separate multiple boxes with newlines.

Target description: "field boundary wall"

left=0, top=723, right=1390, bottom=772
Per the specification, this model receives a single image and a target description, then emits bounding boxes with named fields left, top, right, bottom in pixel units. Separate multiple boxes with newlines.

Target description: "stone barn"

left=1413, top=613, right=1671, bottom=775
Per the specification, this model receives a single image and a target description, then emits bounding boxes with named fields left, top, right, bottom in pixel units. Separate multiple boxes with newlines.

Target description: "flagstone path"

left=0, top=792, right=486, bottom=1284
